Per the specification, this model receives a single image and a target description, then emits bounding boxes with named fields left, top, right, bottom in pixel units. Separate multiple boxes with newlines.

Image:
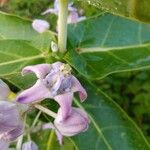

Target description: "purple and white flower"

left=43, top=107, right=90, bottom=144
left=17, top=62, right=87, bottom=120
left=67, top=10, right=86, bottom=24
left=42, top=0, right=86, bottom=24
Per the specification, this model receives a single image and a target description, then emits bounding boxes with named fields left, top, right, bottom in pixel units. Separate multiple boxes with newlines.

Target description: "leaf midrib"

left=74, top=99, right=112, bottom=150
left=0, top=55, right=43, bottom=67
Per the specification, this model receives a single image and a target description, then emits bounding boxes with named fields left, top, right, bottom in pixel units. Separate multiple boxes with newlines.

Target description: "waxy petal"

left=0, top=79, right=10, bottom=100
left=52, top=61, right=63, bottom=71
left=22, top=64, right=51, bottom=79
left=0, top=140, right=9, bottom=150
left=54, top=107, right=90, bottom=136
left=3, top=123, right=23, bottom=141
left=17, top=80, right=53, bottom=104
left=54, top=92, right=73, bottom=120
left=67, top=10, right=79, bottom=24
left=71, top=76, right=87, bottom=101
left=0, top=101, right=20, bottom=133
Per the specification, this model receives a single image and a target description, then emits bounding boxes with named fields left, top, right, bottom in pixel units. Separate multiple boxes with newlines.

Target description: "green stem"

left=34, top=104, right=57, bottom=118
left=16, top=115, right=26, bottom=150
left=31, top=111, right=42, bottom=128
left=58, top=0, right=68, bottom=53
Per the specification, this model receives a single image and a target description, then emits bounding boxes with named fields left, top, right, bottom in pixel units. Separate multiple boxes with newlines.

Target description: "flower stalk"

left=58, top=0, right=68, bottom=53
left=34, top=104, right=57, bottom=118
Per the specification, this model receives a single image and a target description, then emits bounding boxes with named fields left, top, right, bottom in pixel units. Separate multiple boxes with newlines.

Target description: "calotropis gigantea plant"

left=1, top=0, right=150, bottom=149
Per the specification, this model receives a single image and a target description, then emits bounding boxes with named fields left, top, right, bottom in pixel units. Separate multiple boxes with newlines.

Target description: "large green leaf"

left=70, top=81, right=150, bottom=150
left=37, top=81, right=150, bottom=150
left=0, top=40, right=46, bottom=88
left=0, top=11, right=55, bottom=88
left=0, top=11, right=55, bottom=51
left=80, top=0, right=150, bottom=23
left=65, top=14, right=150, bottom=79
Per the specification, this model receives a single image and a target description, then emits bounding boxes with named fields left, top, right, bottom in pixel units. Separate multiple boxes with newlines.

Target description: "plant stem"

left=31, top=111, right=42, bottom=128
left=58, top=0, right=68, bottom=53
left=34, top=104, right=57, bottom=118
left=16, top=115, right=26, bottom=150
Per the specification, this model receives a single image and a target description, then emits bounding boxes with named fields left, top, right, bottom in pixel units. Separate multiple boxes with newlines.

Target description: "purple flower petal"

left=22, top=64, right=52, bottom=79
left=0, top=101, right=20, bottom=133
left=41, top=8, right=58, bottom=15
left=0, top=140, right=9, bottom=150
left=71, top=76, right=87, bottom=102
left=0, top=101, right=23, bottom=142
left=67, top=10, right=79, bottom=24
left=54, top=107, right=90, bottom=137
left=3, top=123, right=23, bottom=141
left=0, top=79, right=10, bottom=100
left=51, top=61, right=63, bottom=71
left=17, top=79, right=53, bottom=104
left=54, top=92, right=73, bottom=120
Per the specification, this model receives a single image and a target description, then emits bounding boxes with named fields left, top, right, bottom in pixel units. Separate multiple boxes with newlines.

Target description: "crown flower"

left=17, top=62, right=87, bottom=120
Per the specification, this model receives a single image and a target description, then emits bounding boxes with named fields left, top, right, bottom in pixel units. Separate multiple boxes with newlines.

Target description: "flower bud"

left=0, top=79, right=10, bottom=100
left=22, top=141, right=38, bottom=150
left=54, top=107, right=90, bottom=136
left=51, top=41, right=58, bottom=52
left=32, top=19, right=50, bottom=33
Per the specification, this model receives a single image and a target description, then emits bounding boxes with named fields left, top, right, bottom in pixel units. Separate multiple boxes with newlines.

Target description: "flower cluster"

left=17, top=62, right=90, bottom=144
left=42, top=0, right=86, bottom=24
left=32, top=0, right=86, bottom=33
left=0, top=62, right=89, bottom=148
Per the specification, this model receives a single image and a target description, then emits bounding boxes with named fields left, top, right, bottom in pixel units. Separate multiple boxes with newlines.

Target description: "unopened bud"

left=32, top=19, right=50, bottom=33
left=51, top=41, right=58, bottom=52
left=22, top=141, right=38, bottom=150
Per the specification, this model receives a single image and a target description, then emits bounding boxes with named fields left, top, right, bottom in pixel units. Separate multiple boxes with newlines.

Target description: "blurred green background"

left=1, top=0, right=150, bottom=143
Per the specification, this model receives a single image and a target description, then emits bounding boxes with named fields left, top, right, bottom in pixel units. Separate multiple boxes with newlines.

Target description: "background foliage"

left=0, top=0, right=150, bottom=149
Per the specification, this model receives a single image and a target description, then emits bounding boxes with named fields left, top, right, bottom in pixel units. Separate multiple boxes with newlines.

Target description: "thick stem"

left=34, top=104, right=57, bottom=118
left=58, top=0, right=68, bottom=53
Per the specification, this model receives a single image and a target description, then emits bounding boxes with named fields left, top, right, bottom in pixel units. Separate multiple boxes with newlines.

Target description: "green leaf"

left=0, top=11, right=55, bottom=51
left=80, top=0, right=150, bottom=23
left=0, top=11, right=55, bottom=88
left=65, top=14, right=150, bottom=79
left=71, top=81, right=150, bottom=150
left=0, top=40, right=46, bottom=88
